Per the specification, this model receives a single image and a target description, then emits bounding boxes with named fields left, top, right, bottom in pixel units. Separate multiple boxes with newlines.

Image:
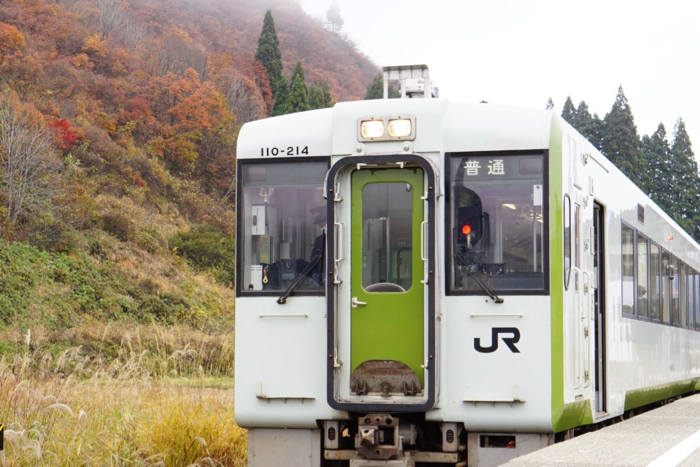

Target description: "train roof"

left=237, top=98, right=554, bottom=159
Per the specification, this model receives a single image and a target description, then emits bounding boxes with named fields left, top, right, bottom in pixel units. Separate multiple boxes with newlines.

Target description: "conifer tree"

left=561, top=97, right=576, bottom=125
left=321, top=81, right=333, bottom=107
left=642, top=124, right=672, bottom=212
left=670, top=118, right=700, bottom=239
left=601, top=86, right=645, bottom=191
left=255, top=11, right=283, bottom=99
left=287, top=60, right=309, bottom=114
left=571, top=101, right=592, bottom=132
left=309, top=84, right=324, bottom=110
left=326, top=0, right=344, bottom=32
left=560, top=99, right=605, bottom=152
left=272, top=77, right=290, bottom=116
left=546, top=97, right=554, bottom=111
left=364, top=73, right=400, bottom=100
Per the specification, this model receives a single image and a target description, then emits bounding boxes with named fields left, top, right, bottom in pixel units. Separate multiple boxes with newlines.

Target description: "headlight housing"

left=358, top=116, right=415, bottom=142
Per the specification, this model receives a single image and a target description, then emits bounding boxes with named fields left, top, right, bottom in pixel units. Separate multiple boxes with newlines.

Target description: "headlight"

left=358, top=116, right=415, bottom=142
left=387, top=118, right=412, bottom=138
left=360, top=120, right=384, bottom=139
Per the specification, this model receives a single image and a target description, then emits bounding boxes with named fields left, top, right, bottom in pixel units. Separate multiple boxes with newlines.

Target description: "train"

left=234, top=65, right=700, bottom=466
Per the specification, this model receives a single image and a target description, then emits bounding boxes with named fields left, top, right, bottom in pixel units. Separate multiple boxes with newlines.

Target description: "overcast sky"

left=297, top=0, right=699, bottom=158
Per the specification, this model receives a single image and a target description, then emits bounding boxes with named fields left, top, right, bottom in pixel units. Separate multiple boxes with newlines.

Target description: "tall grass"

left=0, top=324, right=246, bottom=465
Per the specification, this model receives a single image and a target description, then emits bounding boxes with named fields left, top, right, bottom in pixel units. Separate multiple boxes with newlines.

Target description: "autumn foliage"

left=0, top=0, right=376, bottom=241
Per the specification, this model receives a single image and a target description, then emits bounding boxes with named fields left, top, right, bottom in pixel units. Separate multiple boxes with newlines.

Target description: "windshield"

left=448, top=152, right=547, bottom=293
left=238, top=160, right=328, bottom=294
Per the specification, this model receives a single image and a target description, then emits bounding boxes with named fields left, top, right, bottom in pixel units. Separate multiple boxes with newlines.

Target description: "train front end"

left=235, top=66, right=560, bottom=466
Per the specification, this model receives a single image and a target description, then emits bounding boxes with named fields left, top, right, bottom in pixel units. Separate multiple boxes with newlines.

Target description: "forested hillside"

left=1, top=0, right=697, bottom=344
left=0, top=0, right=376, bottom=339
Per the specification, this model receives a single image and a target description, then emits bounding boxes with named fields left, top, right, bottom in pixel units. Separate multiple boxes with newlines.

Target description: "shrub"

left=169, top=225, right=234, bottom=286
left=102, top=211, right=134, bottom=241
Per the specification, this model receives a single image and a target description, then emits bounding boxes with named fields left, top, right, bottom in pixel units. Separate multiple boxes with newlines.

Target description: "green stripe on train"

left=625, top=379, right=700, bottom=411
left=548, top=117, right=596, bottom=432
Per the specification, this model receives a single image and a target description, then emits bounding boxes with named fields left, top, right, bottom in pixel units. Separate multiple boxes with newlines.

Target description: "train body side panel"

left=234, top=297, right=338, bottom=428
left=431, top=296, right=553, bottom=432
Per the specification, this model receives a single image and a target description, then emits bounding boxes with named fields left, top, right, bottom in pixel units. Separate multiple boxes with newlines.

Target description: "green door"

left=351, top=167, right=425, bottom=386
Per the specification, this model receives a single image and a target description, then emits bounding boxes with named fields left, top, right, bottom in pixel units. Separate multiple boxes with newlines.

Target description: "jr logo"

left=474, top=327, right=521, bottom=353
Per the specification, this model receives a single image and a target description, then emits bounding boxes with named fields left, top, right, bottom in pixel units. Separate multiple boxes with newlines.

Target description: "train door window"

left=650, top=243, right=661, bottom=321
left=563, top=195, right=571, bottom=290
left=636, top=234, right=649, bottom=319
left=361, top=182, right=413, bottom=291
left=661, top=251, right=671, bottom=323
left=447, top=152, right=547, bottom=293
left=672, top=258, right=681, bottom=325
left=237, top=160, right=328, bottom=294
left=621, top=224, right=635, bottom=316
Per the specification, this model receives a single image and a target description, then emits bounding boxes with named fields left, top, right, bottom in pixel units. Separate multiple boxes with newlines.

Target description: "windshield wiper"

left=277, top=254, right=323, bottom=304
left=454, top=253, right=504, bottom=304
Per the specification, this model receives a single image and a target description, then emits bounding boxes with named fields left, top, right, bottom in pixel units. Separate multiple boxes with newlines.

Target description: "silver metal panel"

left=248, top=428, right=321, bottom=467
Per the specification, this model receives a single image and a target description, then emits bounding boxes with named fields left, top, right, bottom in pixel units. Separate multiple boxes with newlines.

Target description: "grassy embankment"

left=0, top=235, right=247, bottom=465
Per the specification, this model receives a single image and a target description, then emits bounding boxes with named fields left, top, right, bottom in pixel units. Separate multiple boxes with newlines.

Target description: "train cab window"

left=636, top=234, right=649, bottom=319
left=237, top=160, right=328, bottom=294
left=448, top=153, right=547, bottom=293
left=621, top=225, right=635, bottom=315
left=650, top=243, right=661, bottom=321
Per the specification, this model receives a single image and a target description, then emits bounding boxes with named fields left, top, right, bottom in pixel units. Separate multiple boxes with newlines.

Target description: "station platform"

left=504, top=393, right=700, bottom=466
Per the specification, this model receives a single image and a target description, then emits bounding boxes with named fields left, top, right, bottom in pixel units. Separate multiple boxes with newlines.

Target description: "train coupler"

left=355, top=413, right=404, bottom=460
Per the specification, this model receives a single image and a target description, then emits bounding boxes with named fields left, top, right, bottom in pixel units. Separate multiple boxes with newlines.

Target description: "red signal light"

left=462, top=225, right=472, bottom=235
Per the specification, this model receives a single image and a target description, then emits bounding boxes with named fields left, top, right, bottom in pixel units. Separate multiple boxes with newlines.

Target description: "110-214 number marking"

left=261, top=146, right=309, bottom=157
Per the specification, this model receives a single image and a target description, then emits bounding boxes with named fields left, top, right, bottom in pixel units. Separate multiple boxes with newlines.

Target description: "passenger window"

left=621, top=225, right=634, bottom=315
left=672, top=258, right=681, bottom=325
left=238, top=161, right=328, bottom=293
left=650, top=244, right=661, bottom=321
left=636, top=235, right=649, bottom=319
left=683, top=266, right=692, bottom=328
left=662, top=252, right=670, bottom=322
left=695, top=273, right=700, bottom=330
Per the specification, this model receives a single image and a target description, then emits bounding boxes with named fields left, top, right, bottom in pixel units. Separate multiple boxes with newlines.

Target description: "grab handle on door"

left=335, top=221, right=346, bottom=262
left=420, top=221, right=429, bottom=284
left=352, top=297, right=367, bottom=308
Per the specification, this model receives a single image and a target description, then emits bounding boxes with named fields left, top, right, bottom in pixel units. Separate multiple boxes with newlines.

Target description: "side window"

left=636, top=234, right=649, bottom=319
left=695, top=273, right=700, bottom=330
left=563, top=195, right=571, bottom=290
left=683, top=266, right=692, bottom=328
left=621, top=224, right=635, bottom=315
left=650, top=243, right=661, bottom=321
left=238, top=161, right=328, bottom=293
left=662, top=251, right=671, bottom=323
left=672, top=257, right=681, bottom=325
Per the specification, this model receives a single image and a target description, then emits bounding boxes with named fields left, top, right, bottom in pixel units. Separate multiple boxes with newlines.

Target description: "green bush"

left=169, top=225, right=234, bottom=286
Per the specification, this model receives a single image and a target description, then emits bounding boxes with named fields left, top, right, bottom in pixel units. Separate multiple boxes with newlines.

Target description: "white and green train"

left=234, top=65, right=700, bottom=467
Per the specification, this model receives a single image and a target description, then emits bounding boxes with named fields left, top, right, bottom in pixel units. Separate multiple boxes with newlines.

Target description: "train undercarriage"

left=247, top=413, right=554, bottom=467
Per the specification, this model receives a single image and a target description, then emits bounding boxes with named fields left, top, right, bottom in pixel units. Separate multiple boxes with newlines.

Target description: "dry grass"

left=0, top=325, right=246, bottom=466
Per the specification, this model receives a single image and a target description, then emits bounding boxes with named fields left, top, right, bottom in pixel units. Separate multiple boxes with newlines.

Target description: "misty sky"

left=297, top=0, right=699, bottom=157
